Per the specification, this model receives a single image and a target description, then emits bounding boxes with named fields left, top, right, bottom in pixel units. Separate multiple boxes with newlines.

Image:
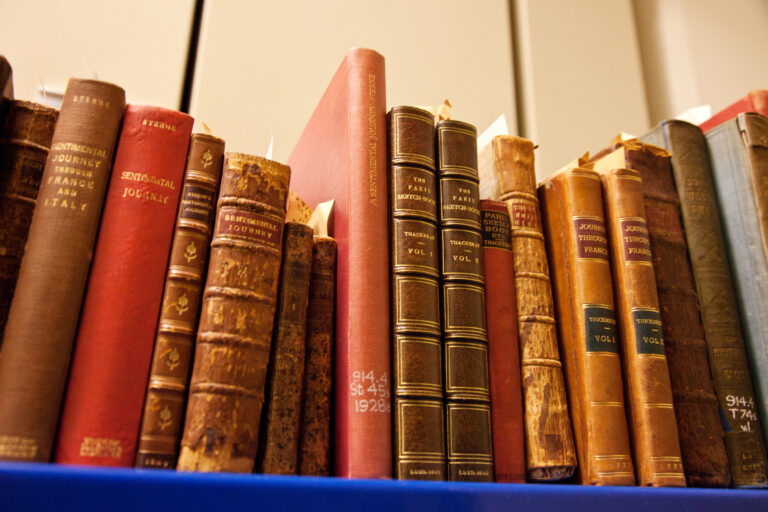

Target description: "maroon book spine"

left=54, top=105, right=193, bottom=467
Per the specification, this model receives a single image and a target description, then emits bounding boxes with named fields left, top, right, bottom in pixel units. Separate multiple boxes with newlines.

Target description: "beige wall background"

left=1, top=0, right=767, bottom=180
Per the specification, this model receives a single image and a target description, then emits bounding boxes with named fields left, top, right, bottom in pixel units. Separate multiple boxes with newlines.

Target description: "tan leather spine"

left=259, top=222, right=314, bottom=475
left=539, top=167, right=635, bottom=485
left=493, top=135, right=576, bottom=481
left=600, top=167, right=686, bottom=486
left=389, top=106, right=445, bottom=481
left=177, top=153, right=290, bottom=473
left=298, top=237, right=337, bottom=476
left=0, top=79, right=125, bottom=462
left=136, top=133, right=225, bottom=469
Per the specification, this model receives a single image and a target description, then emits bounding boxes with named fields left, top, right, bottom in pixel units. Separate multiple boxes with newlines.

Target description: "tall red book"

left=54, top=105, right=193, bottom=466
left=287, top=47, right=391, bottom=478
left=700, top=90, right=768, bottom=133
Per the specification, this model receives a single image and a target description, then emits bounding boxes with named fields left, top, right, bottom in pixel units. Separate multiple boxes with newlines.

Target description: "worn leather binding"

left=592, top=140, right=729, bottom=487
left=0, top=79, right=125, bottom=462
left=539, top=167, right=635, bottom=486
left=298, top=237, right=337, bottom=476
left=641, top=120, right=768, bottom=487
left=479, top=200, right=525, bottom=483
left=136, top=133, right=225, bottom=469
left=706, top=113, right=768, bottom=458
left=490, top=135, right=576, bottom=481
left=598, top=167, right=686, bottom=487
left=177, top=153, right=290, bottom=473
left=259, top=222, right=314, bottom=475
left=389, top=106, right=445, bottom=481
left=54, top=105, right=194, bottom=467
left=287, top=48, right=391, bottom=478
left=0, top=101, right=58, bottom=340
left=437, top=119, right=493, bottom=482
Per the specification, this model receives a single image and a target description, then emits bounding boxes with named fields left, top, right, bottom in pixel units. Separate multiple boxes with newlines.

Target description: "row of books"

left=0, top=57, right=338, bottom=476
left=2, top=48, right=768, bottom=490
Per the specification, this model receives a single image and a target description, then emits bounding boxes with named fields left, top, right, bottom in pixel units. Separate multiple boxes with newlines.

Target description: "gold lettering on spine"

left=368, top=73, right=377, bottom=205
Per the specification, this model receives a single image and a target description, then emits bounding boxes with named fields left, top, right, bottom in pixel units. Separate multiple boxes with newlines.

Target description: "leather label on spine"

left=620, top=218, right=652, bottom=263
left=508, top=201, right=541, bottom=230
left=441, top=228, right=482, bottom=281
left=481, top=209, right=511, bottom=250
left=179, top=184, right=216, bottom=224
left=392, top=218, right=438, bottom=275
left=392, top=166, right=437, bottom=220
left=573, top=216, right=609, bottom=261
left=215, top=206, right=282, bottom=248
left=632, top=308, right=666, bottom=355
left=440, top=178, right=480, bottom=228
left=583, top=305, right=619, bottom=353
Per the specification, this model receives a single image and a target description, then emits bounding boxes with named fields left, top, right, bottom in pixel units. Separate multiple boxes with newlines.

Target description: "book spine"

left=54, top=105, right=193, bottom=467
left=642, top=121, right=767, bottom=487
left=437, top=120, right=493, bottom=482
left=389, top=106, right=445, bottom=481
left=480, top=200, right=525, bottom=483
left=336, top=49, right=392, bottom=479
left=700, top=91, right=768, bottom=133
left=600, top=167, right=686, bottom=487
left=298, top=237, right=337, bottom=476
left=135, top=133, right=225, bottom=469
left=0, top=79, right=125, bottom=462
left=707, top=114, right=768, bottom=456
left=259, top=222, right=314, bottom=475
left=626, top=146, right=730, bottom=487
left=177, top=153, right=290, bottom=473
left=539, top=169, right=635, bottom=486
left=0, top=101, right=58, bottom=340
left=493, top=136, right=577, bottom=481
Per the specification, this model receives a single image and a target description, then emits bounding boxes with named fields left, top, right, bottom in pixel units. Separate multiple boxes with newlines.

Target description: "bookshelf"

left=1, top=462, right=766, bottom=512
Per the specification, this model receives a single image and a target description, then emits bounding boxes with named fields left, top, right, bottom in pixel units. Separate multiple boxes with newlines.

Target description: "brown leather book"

left=0, top=100, right=58, bottom=341
left=539, top=166, right=635, bottom=486
left=480, top=200, right=525, bottom=483
left=437, top=119, right=493, bottom=482
left=642, top=120, right=768, bottom=488
left=592, top=140, right=729, bottom=487
left=259, top=222, right=314, bottom=475
left=136, top=133, right=225, bottom=469
left=389, top=106, right=445, bottom=481
left=0, top=55, right=11, bottom=105
left=298, top=236, right=337, bottom=476
left=597, top=167, right=686, bottom=487
left=0, top=79, right=125, bottom=462
left=177, top=153, right=290, bottom=473
left=488, top=135, right=577, bottom=481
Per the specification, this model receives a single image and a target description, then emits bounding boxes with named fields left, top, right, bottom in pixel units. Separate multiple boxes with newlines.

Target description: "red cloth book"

left=700, top=90, right=768, bottom=133
left=54, top=105, right=193, bottom=466
left=480, top=200, right=525, bottom=483
left=287, top=48, right=391, bottom=478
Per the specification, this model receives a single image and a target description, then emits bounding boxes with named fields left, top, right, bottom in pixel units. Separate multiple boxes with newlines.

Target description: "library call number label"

left=350, top=370, right=391, bottom=414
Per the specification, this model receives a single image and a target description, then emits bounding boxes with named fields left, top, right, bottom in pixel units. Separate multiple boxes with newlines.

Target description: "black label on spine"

left=481, top=209, right=511, bottom=250
left=584, top=305, right=619, bottom=353
left=632, top=308, right=665, bottom=355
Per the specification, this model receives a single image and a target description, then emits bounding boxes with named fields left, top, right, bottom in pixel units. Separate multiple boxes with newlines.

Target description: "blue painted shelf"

left=0, top=462, right=766, bottom=511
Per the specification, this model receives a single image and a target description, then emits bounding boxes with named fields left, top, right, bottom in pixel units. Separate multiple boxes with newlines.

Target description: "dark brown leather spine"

left=642, top=121, right=768, bottom=487
left=599, top=167, right=686, bottom=487
left=389, top=106, right=445, bottom=481
left=437, top=119, right=493, bottom=482
left=177, top=153, right=290, bottom=473
left=0, top=79, right=125, bottom=462
left=621, top=143, right=730, bottom=487
left=492, top=135, right=577, bottom=481
left=0, top=100, right=58, bottom=340
left=259, top=222, right=314, bottom=475
left=298, top=237, right=336, bottom=476
left=136, top=133, right=225, bottom=469
left=539, top=167, right=635, bottom=486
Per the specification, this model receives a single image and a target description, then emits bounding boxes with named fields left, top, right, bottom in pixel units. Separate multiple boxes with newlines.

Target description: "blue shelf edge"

left=0, top=462, right=766, bottom=512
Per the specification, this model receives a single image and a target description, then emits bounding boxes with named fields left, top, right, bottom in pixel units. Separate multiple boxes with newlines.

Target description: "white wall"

left=0, top=0, right=194, bottom=108
left=633, top=0, right=768, bottom=125
left=188, top=0, right=517, bottom=162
